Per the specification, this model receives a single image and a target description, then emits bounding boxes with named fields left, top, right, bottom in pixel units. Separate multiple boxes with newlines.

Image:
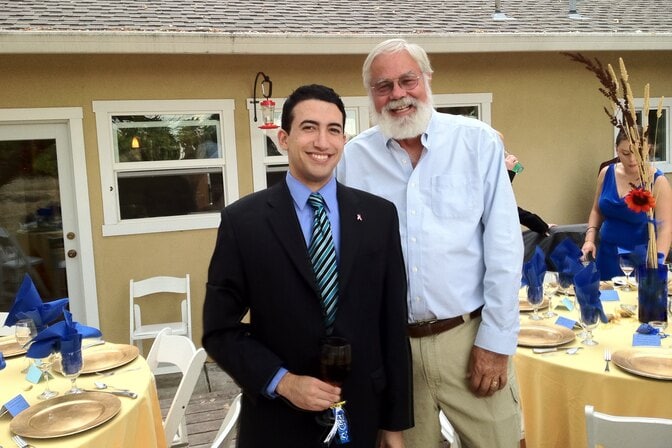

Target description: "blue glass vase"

left=636, top=264, right=668, bottom=324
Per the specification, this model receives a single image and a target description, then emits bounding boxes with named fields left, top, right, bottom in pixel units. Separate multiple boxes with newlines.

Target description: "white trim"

left=634, top=97, right=672, bottom=173
left=2, top=32, right=672, bottom=54
left=0, top=107, right=99, bottom=327
left=93, top=99, right=238, bottom=236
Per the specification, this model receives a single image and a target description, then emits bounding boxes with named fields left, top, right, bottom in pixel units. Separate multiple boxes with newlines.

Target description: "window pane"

left=636, top=110, right=668, bottom=162
left=436, top=106, right=479, bottom=119
left=266, top=165, right=288, bottom=187
left=344, top=108, right=360, bottom=138
left=113, top=114, right=221, bottom=162
left=117, top=169, right=224, bottom=219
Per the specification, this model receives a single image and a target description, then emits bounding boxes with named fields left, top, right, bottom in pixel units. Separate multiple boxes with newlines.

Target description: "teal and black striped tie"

left=308, top=192, right=339, bottom=334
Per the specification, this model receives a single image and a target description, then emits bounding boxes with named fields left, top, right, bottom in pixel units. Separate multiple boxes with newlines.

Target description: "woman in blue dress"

left=581, top=129, right=672, bottom=280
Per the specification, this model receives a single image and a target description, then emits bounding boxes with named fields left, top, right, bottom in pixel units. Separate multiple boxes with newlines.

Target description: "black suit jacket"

left=203, top=181, right=413, bottom=448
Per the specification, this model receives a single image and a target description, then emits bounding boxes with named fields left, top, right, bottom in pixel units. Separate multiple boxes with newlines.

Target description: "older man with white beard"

left=337, top=39, right=524, bottom=448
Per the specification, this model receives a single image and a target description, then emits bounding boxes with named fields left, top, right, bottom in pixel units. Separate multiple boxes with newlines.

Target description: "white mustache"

left=384, top=97, right=416, bottom=112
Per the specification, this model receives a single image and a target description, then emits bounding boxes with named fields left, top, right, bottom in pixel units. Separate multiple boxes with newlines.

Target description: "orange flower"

left=624, top=188, right=656, bottom=213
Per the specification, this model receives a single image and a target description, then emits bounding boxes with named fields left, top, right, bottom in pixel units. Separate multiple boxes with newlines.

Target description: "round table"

left=0, top=341, right=167, bottom=447
left=514, top=287, right=672, bottom=448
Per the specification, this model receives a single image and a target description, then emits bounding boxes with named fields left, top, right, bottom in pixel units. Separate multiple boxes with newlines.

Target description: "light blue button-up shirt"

left=337, top=111, right=522, bottom=354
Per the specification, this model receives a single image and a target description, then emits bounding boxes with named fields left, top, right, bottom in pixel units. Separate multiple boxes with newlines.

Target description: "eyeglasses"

left=370, top=74, right=421, bottom=96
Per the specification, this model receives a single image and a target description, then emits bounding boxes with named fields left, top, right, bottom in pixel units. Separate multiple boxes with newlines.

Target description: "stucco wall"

left=1, top=50, right=670, bottom=346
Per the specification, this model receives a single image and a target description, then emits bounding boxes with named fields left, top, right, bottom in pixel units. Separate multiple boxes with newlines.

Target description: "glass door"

left=0, top=113, right=98, bottom=327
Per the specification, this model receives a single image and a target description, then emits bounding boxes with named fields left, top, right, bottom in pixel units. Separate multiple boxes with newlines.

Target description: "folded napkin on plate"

left=573, top=262, right=608, bottom=324
left=549, top=238, right=582, bottom=272
left=521, top=246, right=547, bottom=288
left=4, top=274, right=69, bottom=331
left=27, top=310, right=102, bottom=359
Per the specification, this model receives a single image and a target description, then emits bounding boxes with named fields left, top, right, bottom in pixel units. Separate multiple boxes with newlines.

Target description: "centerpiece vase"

left=636, top=263, right=668, bottom=323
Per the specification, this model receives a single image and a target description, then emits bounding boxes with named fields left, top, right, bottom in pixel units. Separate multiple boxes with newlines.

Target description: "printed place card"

left=556, top=297, right=575, bottom=311
left=632, top=333, right=661, bottom=347
left=555, top=316, right=577, bottom=329
left=599, top=290, right=619, bottom=301
left=25, top=363, right=44, bottom=384
left=0, top=394, right=30, bottom=418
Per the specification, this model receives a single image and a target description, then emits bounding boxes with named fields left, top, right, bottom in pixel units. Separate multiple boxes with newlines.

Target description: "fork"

left=604, top=348, right=611, bottom=372
left=12, top=434, right=33, bottom=448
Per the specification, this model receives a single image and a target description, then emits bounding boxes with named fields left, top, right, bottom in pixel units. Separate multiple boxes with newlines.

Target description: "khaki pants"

left=403, top=317, right=522, bottom=448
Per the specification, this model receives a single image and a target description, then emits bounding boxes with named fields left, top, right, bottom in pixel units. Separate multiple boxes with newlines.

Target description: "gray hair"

left=362, top=38, right=434, bottom=89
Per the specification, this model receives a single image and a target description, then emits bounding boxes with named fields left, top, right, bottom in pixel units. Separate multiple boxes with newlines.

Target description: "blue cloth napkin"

left=4, top=274, right=69, bottom=331
left=26, top=310, right=101, bottom=359
left=573, top=262, right=608, bottom=324
left=636, top=323, right=660, bottom=335
left=549, top=238, right=582, bottom=272
left=521, top=247, right=547, bottom=287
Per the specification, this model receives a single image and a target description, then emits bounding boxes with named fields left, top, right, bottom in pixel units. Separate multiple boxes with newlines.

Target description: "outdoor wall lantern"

left=252, top=71, right=279, bottom=130
left=131, top=136, right=140, bottom=149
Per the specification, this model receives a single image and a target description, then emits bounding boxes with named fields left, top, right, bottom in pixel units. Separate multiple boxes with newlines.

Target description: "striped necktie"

left=307, top=192, right=339, bottom=334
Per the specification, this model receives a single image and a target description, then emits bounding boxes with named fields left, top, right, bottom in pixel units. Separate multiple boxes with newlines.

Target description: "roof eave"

left=1, top=31, right=672, bottom=54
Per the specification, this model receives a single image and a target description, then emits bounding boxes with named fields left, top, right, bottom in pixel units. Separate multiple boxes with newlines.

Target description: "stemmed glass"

left=58, top=349, right=84, bottom=394
left=526, top=285, right=544, bottom=321
left=619, top=254, right=636, bottom=291
left=542, top=272, right=559, bottom=319
left=14, top=318, right=37, bottom=373
left=577, top=303, right=600, bottom=346
left=558, top=273, right=573, bottom=299
left=316, top=337, right=351, bottom=428
left=36, top=353, right=59, bottom=400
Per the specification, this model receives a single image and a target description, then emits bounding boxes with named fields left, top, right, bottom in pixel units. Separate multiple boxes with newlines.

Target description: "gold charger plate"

left=10, top=392, right=121, bottom=438
left=54, top=344, right=139, bottom=374
left=0, top=337, right=26, bottom=357
left=519, top=297, right=549, bottom=312
left=517, top=323, right=576, bottom=348
left=611, top=348, right=672, bottom=380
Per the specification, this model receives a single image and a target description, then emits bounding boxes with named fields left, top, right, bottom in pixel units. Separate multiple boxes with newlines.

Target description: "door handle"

left=67, top=249, right=77, bottom=258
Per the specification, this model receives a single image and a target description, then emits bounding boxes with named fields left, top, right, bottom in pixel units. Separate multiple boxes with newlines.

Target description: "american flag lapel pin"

left=356, top=213, right=363, bottom=221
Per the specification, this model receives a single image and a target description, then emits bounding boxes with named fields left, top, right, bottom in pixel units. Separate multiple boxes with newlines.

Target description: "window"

left=248, top=93, right=492, bottom=190
left=94, top=100, right=239, bottom=236
left=634, top=98, right=671, bottom=172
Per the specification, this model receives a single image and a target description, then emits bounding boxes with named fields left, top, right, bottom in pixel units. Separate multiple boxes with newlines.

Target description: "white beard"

left=371, top=94, right=434, bottom=140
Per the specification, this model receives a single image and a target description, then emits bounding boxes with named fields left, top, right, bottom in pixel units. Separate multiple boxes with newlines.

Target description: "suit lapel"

left=336, top=184, right=362, bottom=290
left=266, top=182, right=319, bottom=292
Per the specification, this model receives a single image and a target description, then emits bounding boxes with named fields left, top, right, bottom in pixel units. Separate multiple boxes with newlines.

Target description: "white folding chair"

left=129, top=274, right=192, bottom=372
left=211, top=393, right=242, bottom=448
left=585, top=404, right=672, bottom=448
left=147, top=327, right=207, bottom=447
left=439, top=410, right=462, bottom=448
left=0, top=311, right=13, bottom=336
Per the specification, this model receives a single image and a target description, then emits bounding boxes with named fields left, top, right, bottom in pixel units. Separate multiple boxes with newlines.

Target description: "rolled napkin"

left=4, top=274, right=69, bottom=331
left=521, top=246, right=547, bottom=288
left=27, top=310, right=102, bottom=359
left=573, top=262, right=609, bottom=324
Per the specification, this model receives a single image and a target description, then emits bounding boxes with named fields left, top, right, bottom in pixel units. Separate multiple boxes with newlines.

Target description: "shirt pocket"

left=431, top=174, right=478, bottom=218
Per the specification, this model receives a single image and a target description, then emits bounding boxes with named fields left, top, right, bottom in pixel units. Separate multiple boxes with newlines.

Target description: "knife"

left=84, top=389, right=137, bottom=399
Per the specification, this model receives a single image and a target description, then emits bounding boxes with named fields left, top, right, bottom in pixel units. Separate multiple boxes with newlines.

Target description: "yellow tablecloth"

left=515, top=289, right=672, bottom=448
left=0, top=342, right=167, bottom=447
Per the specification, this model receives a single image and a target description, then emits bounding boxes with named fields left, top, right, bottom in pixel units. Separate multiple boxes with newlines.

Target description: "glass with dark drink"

left=320, top=337, right=351, bottom=386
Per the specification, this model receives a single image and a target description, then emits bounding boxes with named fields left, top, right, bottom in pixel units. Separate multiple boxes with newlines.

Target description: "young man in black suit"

left=203, top=84, right=413, bottom=448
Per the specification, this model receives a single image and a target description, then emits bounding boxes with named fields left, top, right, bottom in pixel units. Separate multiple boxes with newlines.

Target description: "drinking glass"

left=619, top=254, right=636, bottom=291
left=558, top=273, right=573, bottom=297
left=316, top=337, right=351, bottom=427
left=14, top=318, right=37, bottom=373
left=542, top=272, right=559, bottom=319
left=578, top=304, right=599, bottom=346
left=58, top=349, right=84, bottom=394
left=36, top=353, right=59, bottom=400
left=526, top=285, right=544, bottom=321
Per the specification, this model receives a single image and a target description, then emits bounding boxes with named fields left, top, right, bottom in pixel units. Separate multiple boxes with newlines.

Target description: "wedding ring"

left=490, top=380, right=499, bottom=389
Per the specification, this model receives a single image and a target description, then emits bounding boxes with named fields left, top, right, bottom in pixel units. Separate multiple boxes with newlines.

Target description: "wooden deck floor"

left=157, top=362, right=240, bottom=447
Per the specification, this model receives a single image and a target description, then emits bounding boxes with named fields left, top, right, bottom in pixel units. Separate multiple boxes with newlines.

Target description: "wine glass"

left=58, top=349, right=84, bottom=394
left=14, top=318, right=37, bottom=373
left=619, top=254, right=636, bottom=291
left=577, top=303, right=600, bottom=346
left=316, top=337, right=351, bottom=428
left=542, top=272, right=559, bottom=319
left=526, top=285, right=544, bottom=321
left=36, top=353, right=59, bottom=400
left=558, top=273, right=573, bottom=298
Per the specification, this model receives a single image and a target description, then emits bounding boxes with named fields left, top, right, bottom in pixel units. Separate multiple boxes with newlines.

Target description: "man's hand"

left=378, top=430, right=404, bottom=448
left=467, top=346, right=509, bottom=397
left=276, top=372, right=341, bottom=411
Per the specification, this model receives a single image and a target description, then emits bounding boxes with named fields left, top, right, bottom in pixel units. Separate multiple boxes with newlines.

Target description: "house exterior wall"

left=1, top=50, right=670, bottom=345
